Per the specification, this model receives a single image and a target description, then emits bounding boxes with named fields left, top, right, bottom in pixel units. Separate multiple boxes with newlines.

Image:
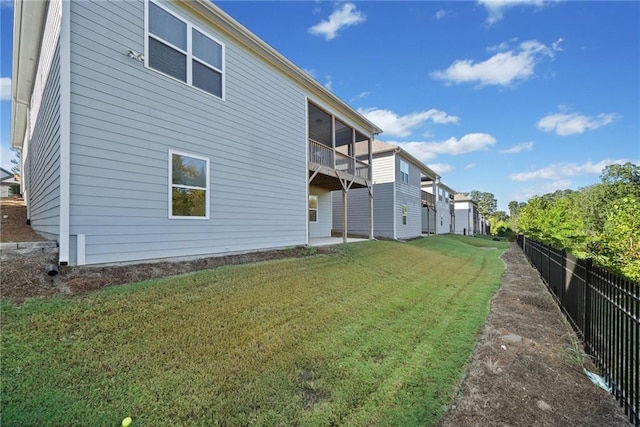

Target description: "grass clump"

left=2, top=236, right=507, bottom=426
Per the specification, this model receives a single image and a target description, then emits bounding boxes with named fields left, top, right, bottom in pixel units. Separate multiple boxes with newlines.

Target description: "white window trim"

left=168, top=149, right=210, bottom=220
left=309, top=195, right=318, bottom=223
left=145, top=0, right=226, bottom=100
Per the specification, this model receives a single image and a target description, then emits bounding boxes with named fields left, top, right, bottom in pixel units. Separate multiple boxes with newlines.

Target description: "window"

left=402, top=205, right=407, bottom=225
left=169, top=150, right=209, bottom=218
left=400, top=160, right=409, bottom=183
left=309, top=195, right=318, bottom=222
left=147, top=1, right=224, bottom=98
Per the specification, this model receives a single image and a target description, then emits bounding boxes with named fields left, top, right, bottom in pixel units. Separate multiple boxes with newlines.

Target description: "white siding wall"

left=67, top=0, right=308, bottom=264
left=372, top=153, right=394, bottom=183
left=26, top=0, right=62, bottom=241
left=455, top=202, right=471, bottom=235
left=309, top=186, right=331, bottom=238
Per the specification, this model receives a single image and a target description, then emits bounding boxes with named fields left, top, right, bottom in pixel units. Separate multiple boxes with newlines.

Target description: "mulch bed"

left=440, top=244, right=629, bottom=426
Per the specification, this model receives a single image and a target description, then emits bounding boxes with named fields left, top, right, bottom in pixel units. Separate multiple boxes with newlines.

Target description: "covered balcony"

left=308, top=102, right=372, bottom=191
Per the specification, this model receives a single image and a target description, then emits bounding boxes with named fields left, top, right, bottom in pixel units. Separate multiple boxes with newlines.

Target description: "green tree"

left=598, top=196, right=640, bottom=281
left=600, top=162, right=640, bottom=185
left=464, top=191, right=497, bottom=216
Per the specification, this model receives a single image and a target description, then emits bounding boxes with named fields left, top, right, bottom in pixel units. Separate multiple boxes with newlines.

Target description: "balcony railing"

left=422, top=191, right=436, bottom=207
left=309, top=139, right=370, bottom=180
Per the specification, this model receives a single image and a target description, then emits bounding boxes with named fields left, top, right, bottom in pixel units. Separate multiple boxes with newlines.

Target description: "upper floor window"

left=146, top=1, right=224, bottom=99
left=400, top=160, right=409, bottom=183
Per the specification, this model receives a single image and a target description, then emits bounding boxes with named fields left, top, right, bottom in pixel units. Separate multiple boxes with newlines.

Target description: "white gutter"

left=11, top=0, right=47, bottom=149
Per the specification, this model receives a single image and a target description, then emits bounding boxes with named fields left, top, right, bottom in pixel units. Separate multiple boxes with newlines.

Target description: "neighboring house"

left=332, top=140, right=439, bottom=240
left=421, top=179, right=455, bottom=234
left=11, top=0, right=381, bottom=266
left=0, top=167, right=19, bottom=197
left=454, top=194, right=480, bottom=235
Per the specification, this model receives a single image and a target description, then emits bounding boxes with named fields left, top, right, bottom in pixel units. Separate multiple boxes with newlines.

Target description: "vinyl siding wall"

left=309, top=186, right=331, bottom=238
left=26, top=0, right=62, bottom=241
left=422, top=207, right=436, bottom=234
left=332, top=184, right=392, bottom=238
left=455, top=203, right=471, bottom=235
left=67, top=0, right=308, bottom=264
left=372, top=152, right=394, bottom=183
left=394, top=155, right=422, bottom=239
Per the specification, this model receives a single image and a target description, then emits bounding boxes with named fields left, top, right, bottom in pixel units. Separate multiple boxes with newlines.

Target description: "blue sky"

left=1, top=1, right=639, bottom=211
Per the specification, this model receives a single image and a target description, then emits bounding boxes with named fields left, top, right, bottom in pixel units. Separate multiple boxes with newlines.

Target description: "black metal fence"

left=517, top=235, right=639, bottom=426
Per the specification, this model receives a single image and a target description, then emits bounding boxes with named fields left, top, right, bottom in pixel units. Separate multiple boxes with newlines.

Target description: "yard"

left=1, top=236, right=508, bottom=425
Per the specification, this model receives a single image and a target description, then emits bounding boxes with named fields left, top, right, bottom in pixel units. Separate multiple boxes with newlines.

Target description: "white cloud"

left=324, top=75, right=333, bottom=91
left=0, top=77, right=11, bottom=101
left=478, top=0, right=545, bottom=25
left=358, top=107, right=459, bottom=137
left=431, top=39, right=556, bottom=87
left=500, top=141, right=533, bottom=154
left=536, top=112, right=617, bottom=136
left=351, top=91, right=370, bottom=102
left=552, top=38, right=564, bottom=51
left=435, top=9, right=451, bottom=20
left=464, top=163, right=476, bottom=169
left=510, top=159, right=630, bottom=182
left=395, top=133, right=497, bottom=163
left=308, top=3, right=365, bottom=40
left=428, top=163, right=455, bottom=174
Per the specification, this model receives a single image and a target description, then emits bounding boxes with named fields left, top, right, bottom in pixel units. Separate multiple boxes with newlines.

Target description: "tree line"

left=512, top=162, right=639, bottom=282
left=464, top=162, right=639, bottom=282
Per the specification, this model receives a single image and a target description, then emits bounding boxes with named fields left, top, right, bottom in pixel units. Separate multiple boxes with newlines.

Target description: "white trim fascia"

left=58, top=0, right=71, bottom=265
left=168, top=149, right=211, bottom=220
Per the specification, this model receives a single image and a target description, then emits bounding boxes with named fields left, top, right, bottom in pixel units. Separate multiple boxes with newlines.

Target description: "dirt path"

left=441, top=243, right=629, bottom=426
left=0, top=198, right=47, bottom=242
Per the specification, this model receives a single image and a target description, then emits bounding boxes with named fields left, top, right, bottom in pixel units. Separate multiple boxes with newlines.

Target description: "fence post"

left=547, top=243, right=551, bottom=286
left=584, top=258, right=593, bottom=353
left=560, top=249, right=566, bottom=307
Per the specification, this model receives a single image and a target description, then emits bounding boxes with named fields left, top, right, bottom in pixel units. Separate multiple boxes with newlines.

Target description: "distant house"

left=332, top=140, right=439, bottom=240
left=11, top=0, right=381, bottom=265
left=454, top=194, right=480, bottom=235
left=0, top=167, right=19, bottom=198
left=421, top=179, right=455, bottom=234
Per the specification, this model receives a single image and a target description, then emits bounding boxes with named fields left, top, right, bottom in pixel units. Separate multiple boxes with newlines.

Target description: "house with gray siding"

left=333, top=140, right=439, bottom=240
left=454, top=194, right=480, bottom=236
left=421, top=180, right=455, bottom=234
left=11, top=0, right=381, bottom=266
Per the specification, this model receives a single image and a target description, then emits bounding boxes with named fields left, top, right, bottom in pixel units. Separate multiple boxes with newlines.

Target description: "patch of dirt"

left=0, top=198, right=336, bottom=302
left=0, top=246, right=335, bottom=303
left=440, top=244, right=629, bottom=426
left=0, top=198, right=48, bottom=242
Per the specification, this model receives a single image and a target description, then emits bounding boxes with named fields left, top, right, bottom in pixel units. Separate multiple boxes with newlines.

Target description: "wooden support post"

left=342, top=188, right=348, bottom=244
left=368, top=183, right=374, bottom=240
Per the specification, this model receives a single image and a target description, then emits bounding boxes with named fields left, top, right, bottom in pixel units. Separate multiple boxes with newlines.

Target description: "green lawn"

left=1, top=236, right=508, bottom=426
